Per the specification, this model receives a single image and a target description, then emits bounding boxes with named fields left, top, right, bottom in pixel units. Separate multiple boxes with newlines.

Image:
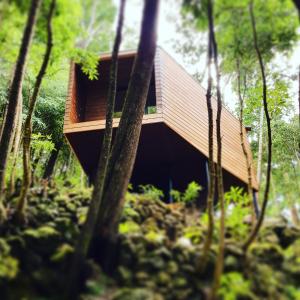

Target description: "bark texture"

left=16, top=0, right=55, bottom=222
left=43, top=140, right=63, bottom=180
left=95, top=0, right=159, bottom=242
left=256, top=105, right=264, bottom=186
left=208, top=0, right=225, bottom=296
left=65, top=1, right=127, bottom=298
left=236, top=59, right=255, bottom=221
left=243, top=0, right=272, bottom=252
left=0, top=0, right=41, bottom=199
left=8, top=93, right=23, bottom=196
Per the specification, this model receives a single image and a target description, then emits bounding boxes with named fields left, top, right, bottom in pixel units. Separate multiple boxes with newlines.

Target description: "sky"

left=113, top=0, right=299, bottom=114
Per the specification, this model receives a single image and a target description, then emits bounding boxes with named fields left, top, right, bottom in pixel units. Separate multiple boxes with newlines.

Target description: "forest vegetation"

left=0, top=0, right=299, bottom=299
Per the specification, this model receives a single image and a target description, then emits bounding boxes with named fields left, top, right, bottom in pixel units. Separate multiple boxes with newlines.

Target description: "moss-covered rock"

left=112, top=288, right=164, bottom=300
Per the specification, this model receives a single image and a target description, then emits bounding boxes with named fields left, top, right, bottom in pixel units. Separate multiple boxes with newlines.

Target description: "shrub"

left=139, top=185, right=164, bottom=201
left=182, top=181, right=202, bottom=203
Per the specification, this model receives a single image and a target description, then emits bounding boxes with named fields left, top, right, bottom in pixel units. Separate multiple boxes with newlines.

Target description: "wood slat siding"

left=64, top=63, right=86, bottom=125
left=64, top=62, right=75, bottom=125
left=64, top=50, right=162, bottom=127
left=63, top=48, right=258, bottom=189
left=157, top=48, right=258, bottom=189
left=154, top=50, right=163, bottom=113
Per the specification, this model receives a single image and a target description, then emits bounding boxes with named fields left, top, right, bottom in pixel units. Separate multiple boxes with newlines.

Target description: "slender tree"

left=236, top=59, right=255, bottom=222
left=298, top=66, right=300, bottom=152
left=199, top=13, right=215, bottom=272
left=94, top=0, right=159, bottom=254
left=16, top=0, right=56, bottom=222
left=208, top=0, right=225, bottom=296
left=293, top=0, right=300, bottom=15
left=256, top=104, right=264, bottom=186
left=43, top=139, right=63, bottom=180
left=8, top=91, right=23, bottom=196
left=0, top=0, right=42, bottom=220
left=66, top=1, right=126, bottom=298
left=243, top=0, right=272, bottom=252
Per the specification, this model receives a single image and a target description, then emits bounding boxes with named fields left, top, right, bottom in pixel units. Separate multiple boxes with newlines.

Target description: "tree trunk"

left=65, top=1, right=127, bottom=298
left=243, top=0, right=272, bottom=252
left=62, top=150, right=73, bottom=179
left=0, top=0, right=41, bottom=220
left=293, top=0, right=300, bottom=16
left=8, top=93, right=23, bottom=196
left=95, top=0, right=159, bottom=242
left=209, top=0, right=226, bottom=296
left=31, top=150, right=42, bottom=186
left=16, top=0, right=55, bottom=222
left=236, top=59, right=255, bottom=223
left=298, top=66, right=300, bottom=153
left=199, top=11, right=215, bottom=272
left=256, top=104, right=264, bottom=186
left=43, top=140, right=63, bottom=180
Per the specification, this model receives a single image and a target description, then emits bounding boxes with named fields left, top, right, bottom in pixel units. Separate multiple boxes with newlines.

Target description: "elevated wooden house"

left=64, top=47, right=258, bottom=202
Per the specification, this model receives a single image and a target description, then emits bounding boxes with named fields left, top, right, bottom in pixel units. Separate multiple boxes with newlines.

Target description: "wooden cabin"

left=64, top=47, right=258, bottom=203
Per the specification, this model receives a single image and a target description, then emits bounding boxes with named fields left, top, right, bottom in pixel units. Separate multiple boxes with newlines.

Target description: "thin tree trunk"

left=8, top=94, right=23, bottom=196
left=65, top=1, right=127, bottom=298
left=0, top=65, right=18, bottom=141
left=43, top=140, right=63, bottom=180
left=257, top=104, right=264, bottom=185
left=16, top=0, right=55, bottom=222
left=236, top=59, right=255, bottom=223
left=298, top=66, right=300, bottom=152
left=291, top=205, right=300, bottom=227
left=293, top=0, right=300, bottom=16
left=199, top=19, right=215, bottom=272
left=0, top=0, right=41, bottom=220
left=62, top=151, right=73, bottom=179
left=209, top=0, right=225, bottom=296
left=243, top=0, right=272, bottom=252
left=31, top=150, right=42, bottom=185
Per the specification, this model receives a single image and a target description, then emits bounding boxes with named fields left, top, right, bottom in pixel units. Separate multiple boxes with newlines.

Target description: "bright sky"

left=114, top=0, right=299, bottom=114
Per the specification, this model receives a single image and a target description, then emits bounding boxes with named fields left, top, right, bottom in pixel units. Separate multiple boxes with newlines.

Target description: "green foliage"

left=283, top=285, right=300, bottom=299
left=146, top=106, right=157, bottom=114
left=182, top=181, right=202, bottom=203
left=183, top=226, right=203, bottom=244
left=119, top=220, right=140, bottom=235
left=24, top=225, right=59, bottom=239
left=218, top=272, right=254, bottom=300
left=72, top=49, right=99, bottom=80
left=113, top=111, right=122, bottom=118
left=224, top=186, right=249, bottom=206
left=0, top=239, right=19, bottom=280
left=51, top=243, right=74, bottom=262
left=31, top=133, right=55, bottom=154
left=170, top=189, right=181, bottom=202
left=145, top=230, right=165, bottom=244
left=139, top=185, right=164, bottom=201
left=171, top=181, right=202, bottom=204
left=224, top=187, right=250, bottom=240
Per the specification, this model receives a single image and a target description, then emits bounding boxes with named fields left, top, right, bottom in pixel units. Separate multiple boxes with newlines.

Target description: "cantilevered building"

left=63, top=47, right=258, bottom=202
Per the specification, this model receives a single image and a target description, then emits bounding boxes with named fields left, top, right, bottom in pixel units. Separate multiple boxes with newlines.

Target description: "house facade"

left=63, top=47, right=258, bottom=203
